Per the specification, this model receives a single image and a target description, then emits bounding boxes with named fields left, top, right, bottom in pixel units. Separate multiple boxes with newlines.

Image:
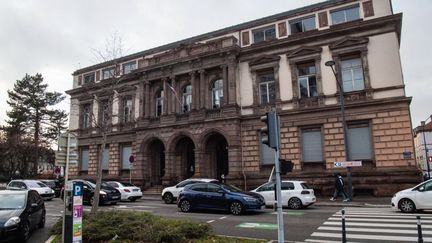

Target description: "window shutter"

left=260, top=137, right=275, bottom=165
left=278, top=22, right=287, bottom=37
left=81, top=148, right=89, bottom=171
left=318, top=12, right=328, bottom=28
left=122, top=145, right=132, bottom=169
left=78, top=75, right=82, bottom=85
left=348, top=126, right=372, bottom=159
left=302, top=130, right=323, bottom=162
left=241, top=31, right=250, bottom=46
left=102, top=146, right=110, bottom=170
left=95, top=71, right=100, bottom=81
left=362, top=1, right=374, bottom=17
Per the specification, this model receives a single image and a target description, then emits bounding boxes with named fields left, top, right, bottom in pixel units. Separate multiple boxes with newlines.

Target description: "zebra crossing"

left=305, top=207, right=432, bottom=242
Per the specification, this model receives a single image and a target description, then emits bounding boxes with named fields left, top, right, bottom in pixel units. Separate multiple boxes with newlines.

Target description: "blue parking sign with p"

left=73, top=182, right=83, bottom=197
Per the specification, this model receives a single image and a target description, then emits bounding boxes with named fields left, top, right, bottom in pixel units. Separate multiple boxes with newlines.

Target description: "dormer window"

left=83, top=73, right=95, bottom=84
left=331, top=5, right=360, bottom=25
left=252, top=25, right=276, bottom=44
left=290, top=15, right=316, bottom=34
left=102, top=68, right=115, bottom=80
left=122, top=61, right=137, bottom=74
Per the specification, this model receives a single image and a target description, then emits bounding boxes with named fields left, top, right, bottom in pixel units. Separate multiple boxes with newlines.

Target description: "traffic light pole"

left=62, top=132, right=71, bottom=243
left=274, top=148, right=284, bottom=243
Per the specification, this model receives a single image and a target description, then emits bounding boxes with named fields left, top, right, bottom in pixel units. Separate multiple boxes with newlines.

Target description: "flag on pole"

left=166, top=80, right=182, bottom=106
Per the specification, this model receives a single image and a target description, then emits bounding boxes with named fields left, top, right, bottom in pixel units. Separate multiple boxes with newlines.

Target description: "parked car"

left=0, top=189, right=46, bottom=242
left=177, top=182, right=265, bottom=215
left=40, top=179, right=61, bottom=198
left=61, top=180, right=121, bottom=206
left=251, top=180, right=316, bottom=209
left=6, top=180, right=55, bottom=201
left=106, top=181, right=143, bottom=202
left=161, top=178, right=218, bottom=204
left=391, top=179, right=432, bottom=213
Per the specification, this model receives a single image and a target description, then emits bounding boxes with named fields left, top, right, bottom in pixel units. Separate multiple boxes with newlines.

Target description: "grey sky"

left=0, top=0, right=430, bottom=128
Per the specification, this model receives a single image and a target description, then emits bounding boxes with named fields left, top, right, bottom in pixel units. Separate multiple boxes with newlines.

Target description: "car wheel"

left=179, top=200, right=191, bottom=212
left=163, top=192, right=174, bottom=204
left=38, top=211, right=46, bottom=228
left=288, top=197, right=303, bottom=210
left=19, top=221, right=30, bottom=242
left=399, top=198, right=416, bottom=213
left=230, top=201, right=244, bottom=215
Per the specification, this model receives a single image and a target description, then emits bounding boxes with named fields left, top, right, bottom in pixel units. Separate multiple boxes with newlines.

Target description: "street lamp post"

left=421, top=115, right=432, bottom=180
left=325, top=60, right=353, bottom=201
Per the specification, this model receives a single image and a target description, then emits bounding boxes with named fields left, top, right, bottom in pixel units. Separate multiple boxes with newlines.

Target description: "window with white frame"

left=298, top=62, right=317, bottom=98
left=155, top=90, right=164, bottom=117
left=212, top=79, right=223, bottom=109
left=301, top=128, right=323, bottom=162
left=121, top=144, right=132, bottom=170
left=331, top=5, right=360, bottom=25
left=260, top=134, right=275, bottom=165
left=82, top=104, right=91, bottom=129
left=258, top=72, right=275, bottom=104
left=182, top=84, right=192, bottom=113
left=341, top=58, right=364, bottom=92
left=80, top=147, right=89, bottom=171
left=347, top=123, right=372, bottom=160
left=102, top=68, right=115, bottom=80
left=290, top=15, right=316, bottom=34
left=102, top=145, right=109, bottom=171
left=122, top=97, right=133, bottom=123
left=122, top=61, right=137, bottom=74
left=252, top=25, right=276, bottom=44
left=83, top=73, right=95, bottom=84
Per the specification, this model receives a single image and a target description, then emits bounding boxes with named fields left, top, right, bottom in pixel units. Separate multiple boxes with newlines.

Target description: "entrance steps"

left=143, top=185, right=163, bottom=196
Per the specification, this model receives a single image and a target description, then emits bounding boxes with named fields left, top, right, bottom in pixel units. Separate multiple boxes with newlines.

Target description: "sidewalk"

left=142, top=193, right=392, bottom=208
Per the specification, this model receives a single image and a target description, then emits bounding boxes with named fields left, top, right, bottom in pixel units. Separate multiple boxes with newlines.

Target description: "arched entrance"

left=205, top=133, right=228, bottom=181
left=174, top=137, right=195, bottom=180
left=148, top=139, right=165, bottom=185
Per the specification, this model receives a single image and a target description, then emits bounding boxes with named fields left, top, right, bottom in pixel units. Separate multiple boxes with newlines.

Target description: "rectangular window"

left=121, top=144, right=132, bottom=170
left=100, top=101, right=109, bottom=126
left=341, top=58, right=364, bottom=92
left=102, top=145, right=109, bottom=171
left=258, top=72, right=275, bottom=104
left=123, top=97, right=133, bottom=123
left=83, top=73, right=95, bottom=84
left=122, top=61, right=137, bottom=74
left=302, top=129, right=323, bottom=162
left=290, top=16, right=316, bottom=34
left=252, top=25, right=276, bottom=44
left=80, top=147, right=89, bottom=171
left=298, top=63, right=317, bottom=98
left=260, top=137, right=275, bottom=165
left=82, top=104, right=91, bottom=129
left=348, top=123, right=372, bottom=160
left=331, top=5, right=360, bottom=25
left=102, top=68, right=115, bottom=80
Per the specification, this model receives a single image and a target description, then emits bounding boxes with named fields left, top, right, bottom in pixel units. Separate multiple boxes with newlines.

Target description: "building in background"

left=413, top=120, right=432, bottom=179
left=66, top=0, right=421, bottom=196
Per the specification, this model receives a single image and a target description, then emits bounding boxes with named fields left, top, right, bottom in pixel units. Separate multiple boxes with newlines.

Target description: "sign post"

left=334, top=161, right=362, bottom=200
left=129, top=155, right=135, bottom=184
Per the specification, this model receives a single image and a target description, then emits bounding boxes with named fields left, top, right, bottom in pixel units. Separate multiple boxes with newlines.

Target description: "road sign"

left=56, top=133, right=78, bottom=166
left=403, top=151, right=412, bottom=160
left=334, top=161, right=362, bottom=168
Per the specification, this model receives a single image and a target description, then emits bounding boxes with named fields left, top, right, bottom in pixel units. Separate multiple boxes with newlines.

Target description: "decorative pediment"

left=329, top=36, right=369, bottom=50
left=287, top=46, right=322, bottom=58
left=249, top=54, right=281, bottom=67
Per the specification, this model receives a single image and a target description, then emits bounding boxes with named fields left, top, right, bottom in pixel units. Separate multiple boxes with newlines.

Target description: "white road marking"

left=328, top=216, right=430, bottom=223
left=311, top=232, right=432, bottom=242
left=219, top=216, right=227, bottom=220
left=318, top=226, right=432, bottom=235
left=207, top=220, right=215, bottom=223
left=324, top=221, right=432, bottom=229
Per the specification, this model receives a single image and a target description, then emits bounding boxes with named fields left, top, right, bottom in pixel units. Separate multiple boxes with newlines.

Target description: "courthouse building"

left=67, top=0, right=421, bottom=196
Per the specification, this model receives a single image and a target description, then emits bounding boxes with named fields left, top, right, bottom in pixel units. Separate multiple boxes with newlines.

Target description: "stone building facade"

left=67, top=0, right=421, bottom=196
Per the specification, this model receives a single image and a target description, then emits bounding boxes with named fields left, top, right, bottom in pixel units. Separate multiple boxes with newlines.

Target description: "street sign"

left=334, top=161, right=362, bottom=168
left=403, top=151, right=412, bottom=160
left=56, top=133, right=78, bottom=166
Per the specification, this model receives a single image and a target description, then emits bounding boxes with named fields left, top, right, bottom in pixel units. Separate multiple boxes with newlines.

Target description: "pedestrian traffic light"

left=260, top=111, right=278, bottom=150
left=280, top=159, right=293, bottom=174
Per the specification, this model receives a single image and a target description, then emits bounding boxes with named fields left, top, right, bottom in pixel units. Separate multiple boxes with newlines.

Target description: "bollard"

left=342, top=209, right=346, bottom=243
left=417, top=216, right=423, bottom=243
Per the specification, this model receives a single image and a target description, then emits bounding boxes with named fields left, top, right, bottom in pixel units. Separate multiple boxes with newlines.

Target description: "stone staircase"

left=143, top=185, right=163, bottom=196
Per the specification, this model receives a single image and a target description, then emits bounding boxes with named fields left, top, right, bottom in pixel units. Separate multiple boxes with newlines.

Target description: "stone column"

left=227, top=60, right=237, bottom=104
left=221, top=65, right=228, bottom=106
left=199, top=70, right=206, bottom=109
left=137, top=82, right=144, bottom=120
left=171, top=76, right=178, bottom=114
left=162, top=152, right=175, bottom=186
left=194, top=149, right=203, bottom=177
left=144, top=80, right=150, bottom=119
left=190, top=71, right=197, bottom=110
left=162, top=78, right=169, bottom=115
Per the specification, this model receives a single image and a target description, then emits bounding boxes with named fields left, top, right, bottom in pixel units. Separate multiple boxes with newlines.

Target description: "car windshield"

left=220, top=184, right=243, bottom=193
left=120, top=182, right=134, bottom=187
left=26, top=181, right=47, bottom=188
left=0, top=194, right=26, bottom=210
left=87, top=181, right=96, bottom=188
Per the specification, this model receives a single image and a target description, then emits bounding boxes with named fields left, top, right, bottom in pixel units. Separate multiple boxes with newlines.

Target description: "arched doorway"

left=205, top=133, right=228, bottom=181
left=174, top=137, right=195, bottom=180
left=148, top=139, right=165, bottom=185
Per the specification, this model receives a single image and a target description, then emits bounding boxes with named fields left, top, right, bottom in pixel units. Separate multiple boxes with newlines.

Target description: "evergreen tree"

left=5, top=73, right=66, bottom=174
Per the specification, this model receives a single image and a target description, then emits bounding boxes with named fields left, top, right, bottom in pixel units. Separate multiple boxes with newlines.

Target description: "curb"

left=45, top=235, right=56, bottom=243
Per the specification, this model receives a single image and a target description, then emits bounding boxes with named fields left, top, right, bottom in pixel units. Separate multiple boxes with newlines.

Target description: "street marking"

left=333, top=214, right=432, bottom=219
left=207, top=220, right=215, bottom=223
left=324, top=221, right=432, bottom=229
left=318, top=226, right=432, bottom=235
left=328, top=217, right=429, bottom=223
left=311, top=232, right=432, bottom=242
left=236, top=222, right=278, bottom=230
left=219, top=216, right=227, bottom=220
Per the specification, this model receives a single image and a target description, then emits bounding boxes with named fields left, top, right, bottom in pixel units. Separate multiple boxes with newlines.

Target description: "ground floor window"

left=80, top=147, right=89, bottom=171
left=347, top=123, right=373, bottom=160
left=301, top=128, right=323, bottom=162
left=121, top=144, right=132, bottom=170
left=260, top=134, right=275, bottom=165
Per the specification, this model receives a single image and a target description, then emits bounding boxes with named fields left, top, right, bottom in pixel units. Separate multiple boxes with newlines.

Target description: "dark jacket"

left=335, top=175, right=344, bottom=190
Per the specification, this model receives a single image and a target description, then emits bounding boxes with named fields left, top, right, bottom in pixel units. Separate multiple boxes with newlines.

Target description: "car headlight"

left=243, top=197, right=257, bottom=202
left=100, top=191, right=107, bottom=195
left=4, top=217, right=20, bottom=227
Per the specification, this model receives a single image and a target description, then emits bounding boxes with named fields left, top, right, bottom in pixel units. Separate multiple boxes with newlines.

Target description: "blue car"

left=177, top=182, right=265, bottom=215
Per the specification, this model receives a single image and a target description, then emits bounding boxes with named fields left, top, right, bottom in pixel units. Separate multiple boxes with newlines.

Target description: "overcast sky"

left=0, top=0, right=430, bottom=128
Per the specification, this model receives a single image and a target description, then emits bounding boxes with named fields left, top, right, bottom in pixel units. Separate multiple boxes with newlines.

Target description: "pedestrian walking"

left=330, top=173, right=349, bottom=202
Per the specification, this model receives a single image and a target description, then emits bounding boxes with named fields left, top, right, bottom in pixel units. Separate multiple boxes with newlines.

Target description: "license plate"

left=112, top=196, right=118, bottom=199
left=261, top=205, right=266, bottom=209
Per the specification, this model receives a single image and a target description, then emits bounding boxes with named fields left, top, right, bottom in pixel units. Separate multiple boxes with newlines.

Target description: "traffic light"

left=260, top=111, right=278, bottom=150
left=280, top=159, right=293, bottom=174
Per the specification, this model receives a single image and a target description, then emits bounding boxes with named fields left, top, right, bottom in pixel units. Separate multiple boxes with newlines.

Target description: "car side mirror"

left=418, top=186, right=425, bottom=192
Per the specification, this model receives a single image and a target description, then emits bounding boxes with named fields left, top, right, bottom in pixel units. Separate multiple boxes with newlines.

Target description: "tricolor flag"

left=166, top=81, right=182, bottom=105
